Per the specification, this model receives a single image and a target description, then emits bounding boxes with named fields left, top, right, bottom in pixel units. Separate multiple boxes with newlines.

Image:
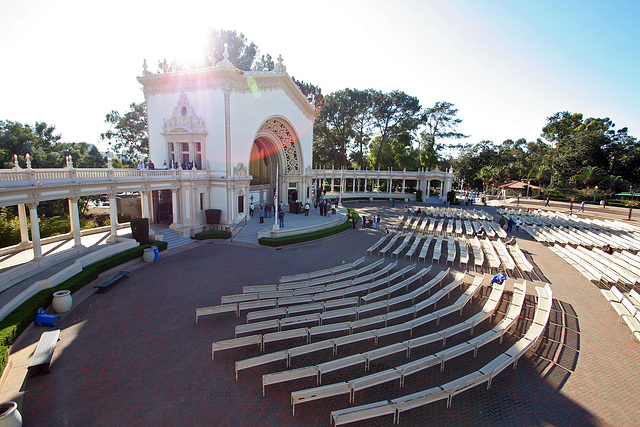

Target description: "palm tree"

left=528, top=165, right=552, bottom=190
left=572, top=166, right=605, bottom=189
left=599, top=175, right=627, bottom=200
left=476, top=165, right=495, bottom=193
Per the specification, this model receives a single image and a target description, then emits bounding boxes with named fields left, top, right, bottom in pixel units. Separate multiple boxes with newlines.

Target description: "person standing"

left=499, top=216, right=506, bottom=229
left=506, top=217, right=514, bottom=233
left=305, top=201, right=310, bottom=216
left=250, top=201, right=254, bottom=217
left=376, top=215, right=381, bottom=229
left=259, top=206, right=264, bottom=223
left=515, top=218, right=522, bottom=232
left=361, top=216, right=366, bottom=228
left=278, top=210, right=285, bottom=228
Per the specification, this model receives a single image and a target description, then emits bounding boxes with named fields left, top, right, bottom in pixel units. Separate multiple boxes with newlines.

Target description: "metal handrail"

left=230, top=215, right=248, bottom=241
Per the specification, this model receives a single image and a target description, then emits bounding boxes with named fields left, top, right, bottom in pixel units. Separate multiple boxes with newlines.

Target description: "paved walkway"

left=6, top=201, right=640, bottom=425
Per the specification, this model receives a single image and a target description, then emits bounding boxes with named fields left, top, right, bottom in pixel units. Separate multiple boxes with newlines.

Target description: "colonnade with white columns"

left=312, top=167, right=455, bottom=201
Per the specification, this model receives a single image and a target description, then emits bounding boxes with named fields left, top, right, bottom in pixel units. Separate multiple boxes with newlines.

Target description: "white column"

left=402, top=179, right=406, bottom=194
left=331, top=178, right=334, bottom=192
left=387, top=179, right=391, bottom=193
left=18, top=203, right=29, bottom=245
left=440, top=181, right=444, bottom=200
left=68, top=198, right=82, bottom=248
left=108, top=195, right=118, bottom=243
left=27, top=203, right=42, bottom=259
left=357, top=179, right=360, bottom=192
left=141, top=191, right=150, bottom=218
left=376, top=178, right=380, bottom=193
left=171, top=189, right=179, bottom=225
left=427, top=180, right=431, bottom=198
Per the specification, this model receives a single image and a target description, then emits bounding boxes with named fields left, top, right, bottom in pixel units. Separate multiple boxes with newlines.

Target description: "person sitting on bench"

left=473, top=226, right=485, bottom=237
left=491, top=270, right=507, bottom=285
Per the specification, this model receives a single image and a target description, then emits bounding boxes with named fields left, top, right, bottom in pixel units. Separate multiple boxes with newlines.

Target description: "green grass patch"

left=0, top=240, right=167, bottom=377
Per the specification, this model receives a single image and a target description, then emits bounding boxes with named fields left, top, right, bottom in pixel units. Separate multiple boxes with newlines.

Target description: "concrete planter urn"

left=0, top=401, right=22, bottom=427
left=52, top=290, right=73, bottom=314
left=143, top=248, right=155, bottom=263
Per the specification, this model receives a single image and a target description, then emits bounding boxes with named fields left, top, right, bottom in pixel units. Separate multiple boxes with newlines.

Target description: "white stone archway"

left=250, top=116, right=306, bottom=208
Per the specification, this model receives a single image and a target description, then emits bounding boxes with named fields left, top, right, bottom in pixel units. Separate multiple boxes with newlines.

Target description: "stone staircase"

left=154, top=228, right=193, bottom=249
left=231, top=221, right=262, bottom=245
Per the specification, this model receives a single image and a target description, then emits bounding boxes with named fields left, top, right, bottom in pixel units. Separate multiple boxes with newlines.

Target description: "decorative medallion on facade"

left=262, top=118, right=300, bottom=175
left=163, top=93, right=207, bottom=134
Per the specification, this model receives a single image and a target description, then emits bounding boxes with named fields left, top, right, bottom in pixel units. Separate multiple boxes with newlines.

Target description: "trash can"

left=35, top=308, right=61, bottom=327
left=152, top=245, right=159, bottom=260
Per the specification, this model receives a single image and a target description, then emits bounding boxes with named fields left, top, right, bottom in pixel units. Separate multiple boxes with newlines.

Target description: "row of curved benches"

left=198, top=257, right=552, bottom=425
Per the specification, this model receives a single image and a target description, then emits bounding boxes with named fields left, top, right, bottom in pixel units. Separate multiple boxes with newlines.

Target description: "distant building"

left=499, top=180, right=540, bottom=198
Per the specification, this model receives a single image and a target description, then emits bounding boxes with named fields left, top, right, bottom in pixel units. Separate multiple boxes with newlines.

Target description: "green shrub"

left=0, top=240, right=167, bottom=376
left=194, top=230, right=232, bottom=240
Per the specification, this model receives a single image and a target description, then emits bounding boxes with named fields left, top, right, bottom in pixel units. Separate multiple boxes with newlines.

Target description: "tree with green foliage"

left=542, top=112, right=612, bottom=187
left=100, top=102, right=148, bottom=166
left=313, top=89, right=358, bottom=168
left=366, top=132, right=419, bottom=172
left=420, top=101, right=467, bottom=166
left=0, top=121, right=61, bottom=168
left=528, top=164, right=552, bottom=190
left=572, top=166, right=605, bottom=189
left=349, top=89, right=375, bottom=169
left=205, top=29, right=258, bottom=70
left=600, top=175, right=627, bottom=200
left=252, top=53, right=274, bottom=71
left=370, top=90, right=421, bottom=170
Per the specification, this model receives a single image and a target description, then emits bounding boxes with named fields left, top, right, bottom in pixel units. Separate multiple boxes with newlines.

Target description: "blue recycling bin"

left=35, top=308, right=61, bottom=327
left=152, top=246, right=159, bottom=260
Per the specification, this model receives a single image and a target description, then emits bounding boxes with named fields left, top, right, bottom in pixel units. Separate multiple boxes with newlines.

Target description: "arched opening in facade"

left=249, top=117, right=305, bottom=211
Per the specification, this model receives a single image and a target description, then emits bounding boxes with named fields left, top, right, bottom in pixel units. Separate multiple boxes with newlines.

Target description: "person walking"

left=250, top=202, right=254, bottom=217
left=579, top=201, right=585, bottom=212
left=259, top=206, right=264, bottom=223
left=499, top=216, right=506, bottom=229
left=544, top=198, right=550, bottom=207
left=278, top=210, right=285, bottom=228
left=515, top=218, right=522, bottom=232
left=506, top=217, right=514, bottom=233
left=376, top=215, right=380, bottom=229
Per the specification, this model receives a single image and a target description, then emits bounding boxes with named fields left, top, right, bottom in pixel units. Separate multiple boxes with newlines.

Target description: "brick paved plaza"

left=15, top=202, right=640, bottom=425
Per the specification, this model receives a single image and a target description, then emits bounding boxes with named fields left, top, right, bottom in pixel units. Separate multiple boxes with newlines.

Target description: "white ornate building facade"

left=138, top=51, right=317, bottom=234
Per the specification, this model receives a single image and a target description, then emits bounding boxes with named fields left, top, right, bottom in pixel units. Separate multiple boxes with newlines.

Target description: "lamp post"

left=594, top=185, right=598, bottom=202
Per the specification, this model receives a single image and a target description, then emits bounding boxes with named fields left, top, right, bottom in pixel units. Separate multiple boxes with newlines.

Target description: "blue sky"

left=0, top=0, right=638, bottom=153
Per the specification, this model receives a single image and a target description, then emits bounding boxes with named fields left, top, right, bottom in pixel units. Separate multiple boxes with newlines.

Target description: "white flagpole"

left=273, top=164, right=279, bottom=229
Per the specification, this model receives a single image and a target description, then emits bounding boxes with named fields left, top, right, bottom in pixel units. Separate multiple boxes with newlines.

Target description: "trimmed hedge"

left=259, top=208, right=357, bottom=247
left=0, top=240, right=167, bottom=377
left=194, top=230, right=232, bottom=240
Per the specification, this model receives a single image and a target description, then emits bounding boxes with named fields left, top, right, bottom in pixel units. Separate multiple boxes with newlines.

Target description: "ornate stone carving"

left=274, top=54, right=286, bottom=73
left=262, top=118, right=301, bottom=175
left=233, top=163, right=248, bottom=177
left=163, top=93, right=206, bottom=133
